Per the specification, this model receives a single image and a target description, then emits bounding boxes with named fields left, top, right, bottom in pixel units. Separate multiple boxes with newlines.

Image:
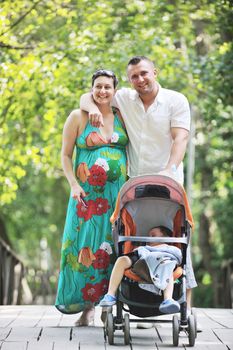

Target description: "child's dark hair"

left=159, top=225, right=173, bottom=237
left=151, top=225, right=173, bottom=237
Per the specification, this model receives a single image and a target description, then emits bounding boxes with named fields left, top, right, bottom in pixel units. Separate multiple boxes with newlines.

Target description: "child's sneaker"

left=159, top=299, right=180, bottom=314
left=99, top=294, right=116, bottom=307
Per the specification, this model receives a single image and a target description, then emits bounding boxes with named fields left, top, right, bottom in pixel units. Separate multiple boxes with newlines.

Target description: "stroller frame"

left=104, top=175, right=197, bottom=346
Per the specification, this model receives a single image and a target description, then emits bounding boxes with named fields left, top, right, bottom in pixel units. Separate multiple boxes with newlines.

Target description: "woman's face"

left=92, top=76, right=116, bottom=105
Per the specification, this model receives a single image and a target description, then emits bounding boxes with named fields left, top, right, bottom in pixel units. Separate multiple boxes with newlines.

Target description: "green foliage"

left=1, top=0, right=232, bottom=306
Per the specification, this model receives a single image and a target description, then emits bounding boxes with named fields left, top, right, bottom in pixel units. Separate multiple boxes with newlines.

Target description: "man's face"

left=127, top=60, right=157, bottom=95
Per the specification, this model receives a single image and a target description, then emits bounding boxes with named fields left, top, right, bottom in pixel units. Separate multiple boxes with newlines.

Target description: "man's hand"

left=80, top=92, right=104, bottom=127
left=89, top=111, right=104, bottom=127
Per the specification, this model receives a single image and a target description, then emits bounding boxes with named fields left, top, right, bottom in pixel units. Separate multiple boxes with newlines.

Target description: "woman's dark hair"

left=92, top=69, right=118, bottom=88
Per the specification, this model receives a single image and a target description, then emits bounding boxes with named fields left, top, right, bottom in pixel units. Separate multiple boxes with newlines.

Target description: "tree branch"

left=0, top=0, right=43, bottom=37
left=0, top=42, right=34, bottom=50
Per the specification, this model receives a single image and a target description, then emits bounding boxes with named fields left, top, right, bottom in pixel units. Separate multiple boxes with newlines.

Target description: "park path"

left=0, top=305, right=233, bottom=349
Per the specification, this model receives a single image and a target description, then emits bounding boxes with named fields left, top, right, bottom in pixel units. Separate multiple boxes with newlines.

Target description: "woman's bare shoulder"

left=67, top=109, right=88, bottom=123
left=66, top=109, right=89, bottom=136
left=69, top=108, right=81, bottom=119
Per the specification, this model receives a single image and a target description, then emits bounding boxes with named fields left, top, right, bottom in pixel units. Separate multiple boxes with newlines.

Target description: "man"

left=80, top=56, right=198, bottom=328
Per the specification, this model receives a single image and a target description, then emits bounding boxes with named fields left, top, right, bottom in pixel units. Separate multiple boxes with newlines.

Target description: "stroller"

left=104, top=175, right=197, bottom=346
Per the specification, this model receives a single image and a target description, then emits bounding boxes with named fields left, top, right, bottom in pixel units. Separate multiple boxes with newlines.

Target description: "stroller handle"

left=117, top=236, right=188, bottom=245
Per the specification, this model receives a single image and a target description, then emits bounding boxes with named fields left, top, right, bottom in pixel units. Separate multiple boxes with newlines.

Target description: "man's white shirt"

left=113, top=85, right=191, bottom=184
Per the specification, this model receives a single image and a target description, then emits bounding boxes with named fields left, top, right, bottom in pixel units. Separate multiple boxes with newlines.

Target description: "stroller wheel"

left=188, top=314, right=196, bottom=347
left=191, top=308, right=197, bottom=338
left=106, top=312, right=114, bottom=345
left=123, top=313, right=130, bottom=345
left=172, top=314, right=179, bottom=346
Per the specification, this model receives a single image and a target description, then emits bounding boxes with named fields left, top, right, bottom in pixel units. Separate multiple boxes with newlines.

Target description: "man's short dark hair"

left=127, top=56, right=154, bottom=67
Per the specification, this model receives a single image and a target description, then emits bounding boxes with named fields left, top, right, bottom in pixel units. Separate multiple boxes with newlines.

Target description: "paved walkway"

left=0, top=305, right=233, bottom=349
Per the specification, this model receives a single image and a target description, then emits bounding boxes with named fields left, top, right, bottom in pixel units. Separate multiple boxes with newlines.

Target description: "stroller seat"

left=118, top=204, right=183, bottom=286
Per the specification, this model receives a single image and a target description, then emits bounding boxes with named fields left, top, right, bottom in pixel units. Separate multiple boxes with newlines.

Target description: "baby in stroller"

left=99, top=225, right=181, bottom=314
left=101, top=175, right=197, bottom=346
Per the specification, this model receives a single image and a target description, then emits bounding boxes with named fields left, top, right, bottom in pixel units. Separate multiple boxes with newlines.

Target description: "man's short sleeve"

left=114, top=88, right=131, bottom=107
left=171, top=93, right=191, bottom=131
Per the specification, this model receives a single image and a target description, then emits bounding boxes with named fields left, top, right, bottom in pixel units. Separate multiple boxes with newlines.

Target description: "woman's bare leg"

left=75, top=304, right=95, bottom=326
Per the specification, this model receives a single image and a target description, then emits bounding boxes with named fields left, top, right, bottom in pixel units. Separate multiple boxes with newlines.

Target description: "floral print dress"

left=55, top=111, right=128, bottom=314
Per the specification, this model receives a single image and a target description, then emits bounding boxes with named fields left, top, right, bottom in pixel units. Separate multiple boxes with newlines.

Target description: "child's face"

left=149, top=227, right=163, bottom=238
left=148, top=227, right=164, bottom=246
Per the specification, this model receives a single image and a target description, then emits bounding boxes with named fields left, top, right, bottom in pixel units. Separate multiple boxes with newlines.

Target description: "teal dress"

left=55, top=111, right=128, bottom=314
